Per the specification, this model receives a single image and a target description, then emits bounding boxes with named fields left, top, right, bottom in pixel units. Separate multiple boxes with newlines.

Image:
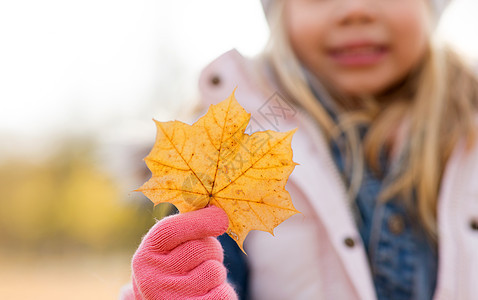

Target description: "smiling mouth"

left=328, top=45, right=389, bottom=67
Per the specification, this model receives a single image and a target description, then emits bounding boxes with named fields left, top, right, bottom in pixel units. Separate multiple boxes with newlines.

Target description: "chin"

left=341, top=85, right=384, bottom=98
left=334, top=75, right=394, bottom=98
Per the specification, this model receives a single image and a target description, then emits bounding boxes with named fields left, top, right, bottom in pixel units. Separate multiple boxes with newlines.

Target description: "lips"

left=328, top=42, right=389, bottom=67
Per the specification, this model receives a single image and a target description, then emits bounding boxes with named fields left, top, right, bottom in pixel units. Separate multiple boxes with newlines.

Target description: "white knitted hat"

left=261, top=0, right=452, bottom=23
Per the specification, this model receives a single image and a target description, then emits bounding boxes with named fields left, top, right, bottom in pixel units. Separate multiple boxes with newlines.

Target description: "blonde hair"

left=256, top=0, right=478, bottom=239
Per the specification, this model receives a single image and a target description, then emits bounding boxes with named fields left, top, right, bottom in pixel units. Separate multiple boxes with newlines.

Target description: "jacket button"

left=210, top=75, right=221, bottom=86
left=344, top=237, right=355, bottom=248
left=471, top=219, right=478, bottom=231
left=388, top=214, right=405, bottom=235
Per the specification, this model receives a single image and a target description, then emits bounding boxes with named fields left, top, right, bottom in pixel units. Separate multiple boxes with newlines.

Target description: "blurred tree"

left=0, top=138, right=173, bottom=255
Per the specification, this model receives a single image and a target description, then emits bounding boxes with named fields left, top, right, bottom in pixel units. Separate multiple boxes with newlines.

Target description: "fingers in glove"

left=161, top=237, right=224, bottom=273
left=159, top=260, right=228, bottom=297
left=132, top=237, right=224, bottom=275
left=141, top=205, right=229, bottom=252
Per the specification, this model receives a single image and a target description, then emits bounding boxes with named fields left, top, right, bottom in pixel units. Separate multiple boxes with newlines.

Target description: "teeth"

left=339, top=46, right=381, bottom=55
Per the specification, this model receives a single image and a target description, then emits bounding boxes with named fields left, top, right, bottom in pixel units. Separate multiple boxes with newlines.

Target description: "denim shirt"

left=219, top=234, right=249, bottom=300
left=329, top=132, right=438, bottom=300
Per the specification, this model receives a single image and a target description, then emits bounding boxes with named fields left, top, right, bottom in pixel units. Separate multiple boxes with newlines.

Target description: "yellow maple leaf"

left=137, top=89, right=299, bottom=251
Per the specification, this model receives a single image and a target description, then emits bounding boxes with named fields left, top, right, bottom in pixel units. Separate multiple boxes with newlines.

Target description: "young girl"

left=122, top=0, right=478, bottom=299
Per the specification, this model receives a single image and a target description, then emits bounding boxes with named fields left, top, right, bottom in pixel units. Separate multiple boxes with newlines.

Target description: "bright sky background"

left=0, top=0, right=477, bottom=159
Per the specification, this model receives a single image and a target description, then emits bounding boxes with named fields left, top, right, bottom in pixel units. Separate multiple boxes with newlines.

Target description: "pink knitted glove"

left=130, top=206, right=238, bottom=300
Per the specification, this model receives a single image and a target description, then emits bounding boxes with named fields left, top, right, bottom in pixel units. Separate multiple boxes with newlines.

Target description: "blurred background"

left=0, top=0, right=477, bottom=299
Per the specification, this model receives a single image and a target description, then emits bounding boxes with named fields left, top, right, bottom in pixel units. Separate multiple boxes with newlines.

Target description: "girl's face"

left=285, top=0, right=431, bottom=97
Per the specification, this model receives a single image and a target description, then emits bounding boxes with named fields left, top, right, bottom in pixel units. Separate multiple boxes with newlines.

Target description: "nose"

left=336, top=0, right=377, bottom=26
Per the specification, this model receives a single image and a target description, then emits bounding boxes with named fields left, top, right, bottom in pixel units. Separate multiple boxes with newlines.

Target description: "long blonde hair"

left=256, top=0, right=478, bottom=239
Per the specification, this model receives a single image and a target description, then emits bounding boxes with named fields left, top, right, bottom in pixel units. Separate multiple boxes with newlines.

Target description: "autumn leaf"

left=137, top=89, right=299, bottom=251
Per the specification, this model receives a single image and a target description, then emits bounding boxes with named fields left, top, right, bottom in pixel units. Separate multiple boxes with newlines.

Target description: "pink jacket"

left=198, top=49, right=478, bottom=300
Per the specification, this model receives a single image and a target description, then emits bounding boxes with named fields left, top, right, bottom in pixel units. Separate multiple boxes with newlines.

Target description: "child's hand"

left=131, top=205, right=238, bottom=300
